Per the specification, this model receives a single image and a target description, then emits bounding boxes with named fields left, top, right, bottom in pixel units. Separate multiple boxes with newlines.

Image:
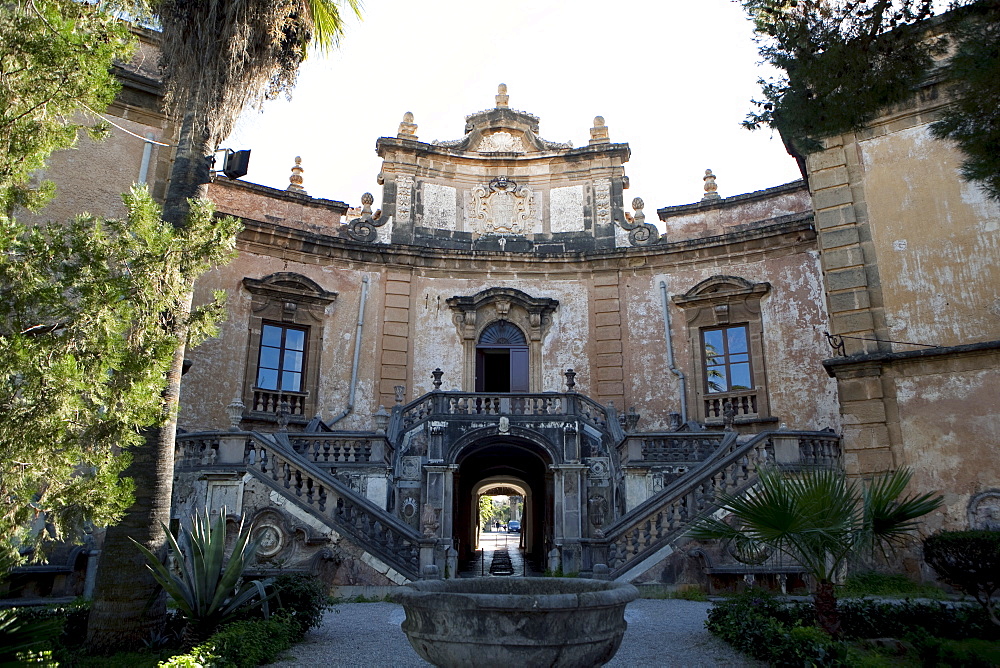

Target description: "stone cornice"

left=212, top=177, right=349, bottom=212
left=234, top=214, right=816, bottom=276
left=657, top=181, right=807, bottom=220
left=823, top=339, right=1000, bottom=378
left=377, top=136, right=631, bottom=163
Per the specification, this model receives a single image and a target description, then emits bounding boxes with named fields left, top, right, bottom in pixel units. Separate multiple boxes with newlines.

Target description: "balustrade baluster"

left=294, top=470, right=303, bottom=496
left=306, top=478, right=314, bottom=505
left=318, top=486, right=327, bottom=512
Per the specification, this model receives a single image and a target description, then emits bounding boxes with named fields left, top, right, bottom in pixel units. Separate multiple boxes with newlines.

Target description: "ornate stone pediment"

left=467, top=176, right=535, bottom=236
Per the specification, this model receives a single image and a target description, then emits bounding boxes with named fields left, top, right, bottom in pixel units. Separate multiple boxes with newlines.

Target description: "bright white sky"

left=225, top=0, right=803, bottom=213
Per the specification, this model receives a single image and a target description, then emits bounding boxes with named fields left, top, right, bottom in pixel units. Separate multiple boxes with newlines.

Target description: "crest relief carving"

left=477, top=131, right=526, bottom=153
left=468, top=176, right=535, bottom=236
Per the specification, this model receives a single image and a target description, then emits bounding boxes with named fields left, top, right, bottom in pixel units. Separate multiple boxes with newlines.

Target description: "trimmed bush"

left=924, top=529, right=1000, bottom=625
left=706, top=590, right=999, bottom=665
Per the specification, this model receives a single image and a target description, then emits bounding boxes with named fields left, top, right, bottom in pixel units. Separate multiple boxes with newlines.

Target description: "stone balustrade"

left=592, top=430, right=841, bottom=580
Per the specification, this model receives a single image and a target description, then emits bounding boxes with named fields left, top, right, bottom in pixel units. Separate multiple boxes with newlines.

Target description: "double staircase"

left=176, top=392, right=840, bottom=584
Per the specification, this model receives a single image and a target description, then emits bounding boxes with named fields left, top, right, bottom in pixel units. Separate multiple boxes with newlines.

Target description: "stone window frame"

left=446, top=287, right=558, bottom=393
left=242, top=272, right=336, bottom=425
left=673, top=276, right=772, bottom=426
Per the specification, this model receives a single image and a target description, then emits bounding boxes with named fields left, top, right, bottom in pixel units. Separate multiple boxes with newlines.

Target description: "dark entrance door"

left=475, top=321, right=528, bottom=392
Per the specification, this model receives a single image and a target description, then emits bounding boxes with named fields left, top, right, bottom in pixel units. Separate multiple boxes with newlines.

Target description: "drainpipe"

left=329, top=275, right=369, bottom=425
left=137, top=133, right=155, bottom=184
left=659, top=281, right=688, bottom=424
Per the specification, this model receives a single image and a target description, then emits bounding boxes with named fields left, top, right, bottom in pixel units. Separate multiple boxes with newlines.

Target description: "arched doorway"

left=453, top=437, right=552, bottom=569
left=475, top=320, right=529, bottom=392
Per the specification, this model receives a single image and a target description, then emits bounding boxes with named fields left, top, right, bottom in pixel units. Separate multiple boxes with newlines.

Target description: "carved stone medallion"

left=969, top=490, right=1000, bottom=530
left=253, top=523, right=284, bottom=558
left=401, top=456, right=422, bottom=481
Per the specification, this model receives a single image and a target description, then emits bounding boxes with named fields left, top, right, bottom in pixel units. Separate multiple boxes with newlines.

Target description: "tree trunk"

left=813, top=580, right=842, bottom=638
left=85, top=110, right=210, bottom=652
left=85, top=339, right=187, bottom=652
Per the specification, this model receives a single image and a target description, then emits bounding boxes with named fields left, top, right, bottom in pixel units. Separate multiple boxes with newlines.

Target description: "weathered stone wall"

left=16, top=28, right=173, bottom=225
left=656, top=181, right=812, bottom=242
left=808, top=73, right=1000, bottom=531
left=183, top=183, right=840, bottom=438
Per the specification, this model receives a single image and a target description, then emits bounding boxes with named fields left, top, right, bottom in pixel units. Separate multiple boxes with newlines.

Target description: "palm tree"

left=86, top=0, right=360, bottom=652
left=688, top=466, right=941, bottom=637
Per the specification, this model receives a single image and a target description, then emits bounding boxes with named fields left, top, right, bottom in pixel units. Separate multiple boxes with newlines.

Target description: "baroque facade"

left=13, top=33, right=1000, bottom=592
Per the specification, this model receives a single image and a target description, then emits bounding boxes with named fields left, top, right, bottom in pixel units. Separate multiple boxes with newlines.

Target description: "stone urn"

left=394, top=577, right=639, bottom=668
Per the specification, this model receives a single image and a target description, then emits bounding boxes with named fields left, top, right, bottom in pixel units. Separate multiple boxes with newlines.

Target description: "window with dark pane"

left=702, top=325, right=752, bottom=393
left=256, top=323, right=307, bottom=392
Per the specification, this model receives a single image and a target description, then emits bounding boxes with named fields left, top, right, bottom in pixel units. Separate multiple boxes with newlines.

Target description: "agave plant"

left=133, top=508, right=273, bottom=642
left=689, top=466, right=941, bottom=637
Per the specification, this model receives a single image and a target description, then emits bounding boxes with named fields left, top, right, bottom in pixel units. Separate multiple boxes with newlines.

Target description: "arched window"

left=476, top=321, right=529, bottom=392
left=447, top=287, right=558, bottom=393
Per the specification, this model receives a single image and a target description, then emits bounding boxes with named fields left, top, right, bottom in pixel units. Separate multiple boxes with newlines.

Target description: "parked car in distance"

left=508, top=520, right=520, bottom=533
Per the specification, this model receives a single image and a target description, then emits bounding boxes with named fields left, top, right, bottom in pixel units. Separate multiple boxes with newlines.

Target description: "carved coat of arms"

left=468, top=176, right=534, bottom=236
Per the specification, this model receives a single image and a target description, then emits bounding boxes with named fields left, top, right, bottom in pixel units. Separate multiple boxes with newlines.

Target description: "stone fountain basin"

left=394, top=577, right=639, bottom=668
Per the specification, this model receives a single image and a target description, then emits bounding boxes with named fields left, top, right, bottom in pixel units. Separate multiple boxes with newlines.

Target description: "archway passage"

left=454, top=438, right=551, bottom=573
left=475, top=321, right=528, bottom=392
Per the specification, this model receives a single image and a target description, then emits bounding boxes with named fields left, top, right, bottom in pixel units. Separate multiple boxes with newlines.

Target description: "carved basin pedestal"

left=394, top=577, right=639, bottom=668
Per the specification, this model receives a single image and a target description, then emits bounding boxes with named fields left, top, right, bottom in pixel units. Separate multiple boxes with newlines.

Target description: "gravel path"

left=266, top=599, right=762, bottom=667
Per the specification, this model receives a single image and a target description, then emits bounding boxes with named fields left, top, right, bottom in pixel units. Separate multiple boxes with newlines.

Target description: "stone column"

left=424, top=463, right=458, bottom=572
left=550, top=463, right=587, bottom=573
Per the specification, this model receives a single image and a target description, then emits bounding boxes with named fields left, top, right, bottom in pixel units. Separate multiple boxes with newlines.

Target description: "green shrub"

left=924, top=530, right=1000, bottom=625
left=706, top=591, right=1000, bottom=665
left=705, top=590, right=836, bottom=666
left=841, top=570, right=944, bottom=598
left=913, top=636, right=1000, bottom=667
left=269, top=573, right=331, bottom=639
left=159, top=617, right=295, bottom=668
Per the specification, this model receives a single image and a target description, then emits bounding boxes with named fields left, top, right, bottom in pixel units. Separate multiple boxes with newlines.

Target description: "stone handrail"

left=393, top=391, right=622, bottom=442
left=176, top=432, right=392, bottom=469
left=620, top=432, right=727, bottom=465
left=175, top=432, right=222, bottom=468
left=287, top=433, right=392, bottom=467
left=176, top=430, right=420, bottom=580
left=244, top=431, right=421, bottom=581
left=596, top=430, right=841, bottom=580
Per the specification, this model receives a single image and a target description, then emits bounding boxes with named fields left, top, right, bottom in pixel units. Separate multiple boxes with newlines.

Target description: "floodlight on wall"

left=223, top=149, right=251, bottom=180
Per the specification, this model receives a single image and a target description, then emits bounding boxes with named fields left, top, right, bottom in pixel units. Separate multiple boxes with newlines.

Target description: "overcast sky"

left=224, top=0, right=803, bottom=214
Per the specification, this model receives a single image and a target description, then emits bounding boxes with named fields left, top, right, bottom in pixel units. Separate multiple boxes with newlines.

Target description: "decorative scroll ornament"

left=395, top=175, right=413, bottom=223
left=616, top=196, right=660, bottom=246
left=346, top=192, right=389, bottom=243
left=469, top=176, right=534, bottom=236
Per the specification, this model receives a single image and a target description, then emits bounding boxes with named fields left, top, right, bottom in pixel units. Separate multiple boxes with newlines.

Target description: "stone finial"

left=397, top=111, right=418, bottom=139
left=496, top=83, right=509, bottom=108
left=287, top=156, right=305, bottom=193
left=631, top=197, right=645, bottom=224
left=702, top=169, right=721, bottom=201
left=589, top=116, right=610, bottom=144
